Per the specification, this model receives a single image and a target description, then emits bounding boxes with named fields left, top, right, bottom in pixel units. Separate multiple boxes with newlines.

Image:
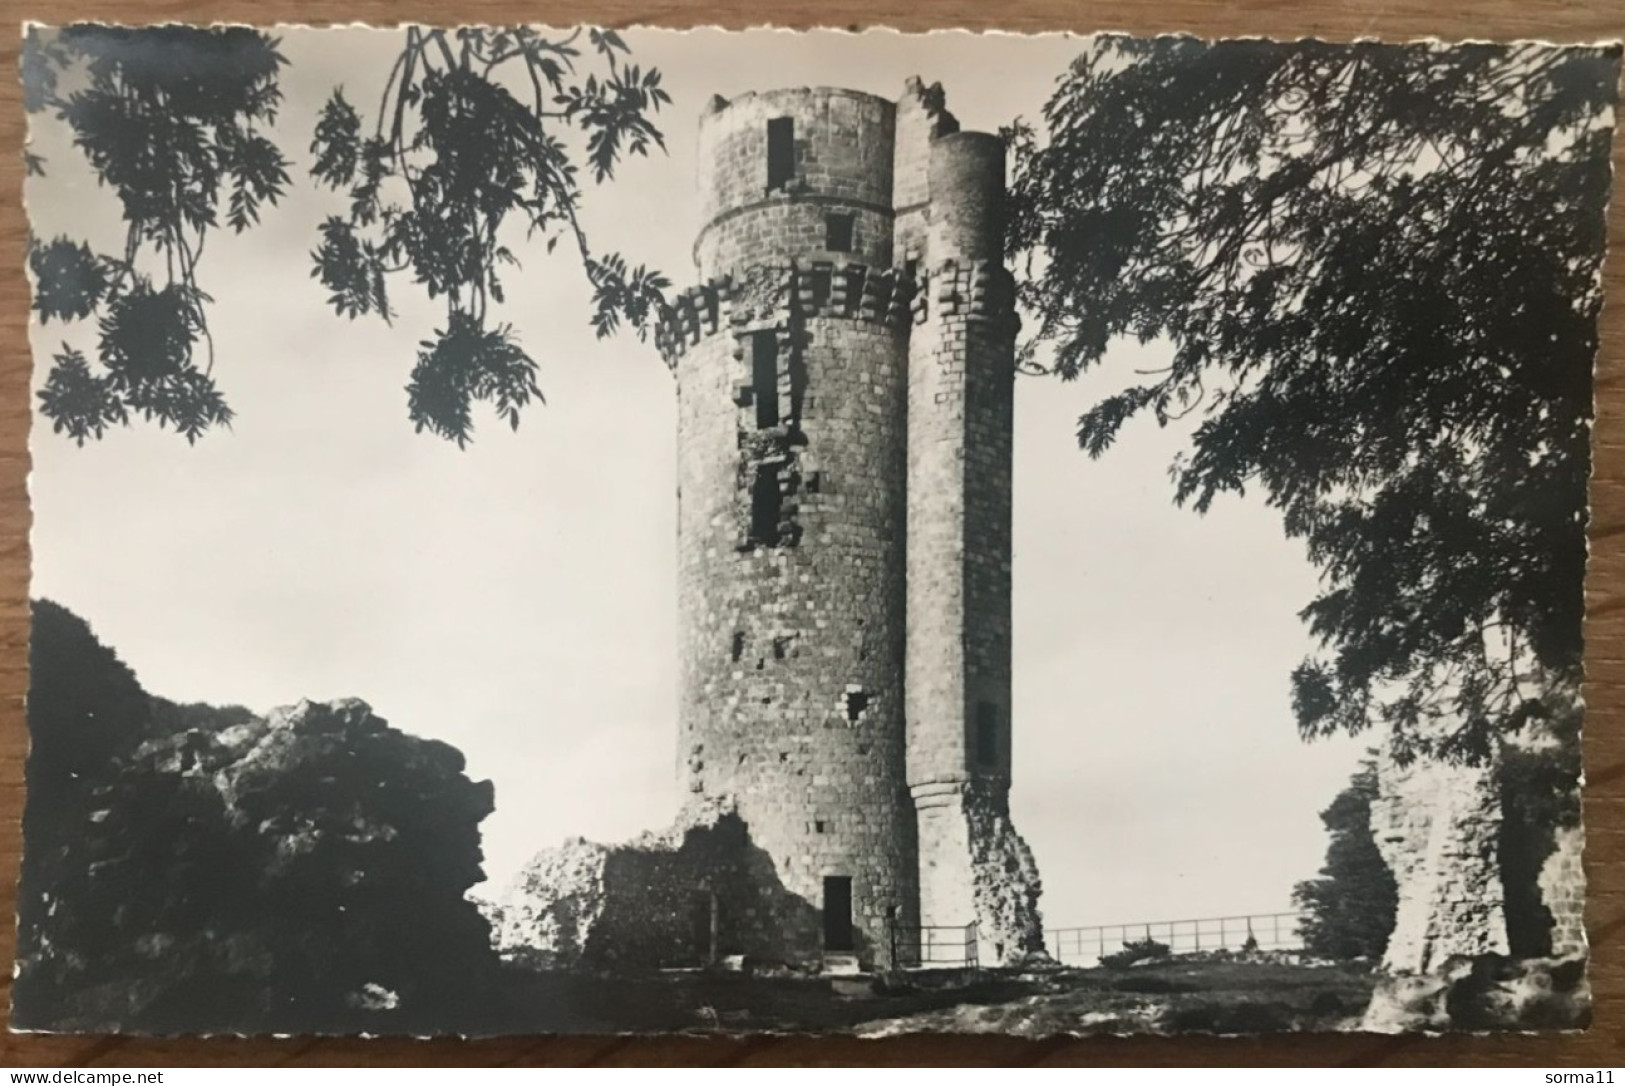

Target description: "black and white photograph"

left=15, top=23, right=1619, bottom=1038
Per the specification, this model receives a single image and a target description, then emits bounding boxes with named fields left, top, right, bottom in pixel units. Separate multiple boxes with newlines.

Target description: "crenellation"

left=659, top=262, right=916, bottom=370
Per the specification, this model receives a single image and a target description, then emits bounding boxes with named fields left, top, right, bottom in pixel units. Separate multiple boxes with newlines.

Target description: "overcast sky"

left=26, top=27, right=1364, bottom=928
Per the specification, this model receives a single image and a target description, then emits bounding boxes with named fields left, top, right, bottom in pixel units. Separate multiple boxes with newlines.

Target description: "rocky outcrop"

left=17, top=611, right=500, bottom=1037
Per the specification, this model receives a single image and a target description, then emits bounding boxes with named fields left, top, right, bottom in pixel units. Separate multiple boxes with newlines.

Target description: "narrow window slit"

left=766, top=117, right=795, bottom=190
left=750, top=466, right=782, bottom=546
left=825, top=212, right=855, bottom=253
left=976, top=701, right=999, bottom=767
left=750, top=332, right=780, bottom=429
left=809, top=267, right=832, bottom=309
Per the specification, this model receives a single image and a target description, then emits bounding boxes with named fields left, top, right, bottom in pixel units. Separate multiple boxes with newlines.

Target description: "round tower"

left=695, top=89, right=896, bottom=278
left=905, top=130, right=1045, bottom=963
left=667, top=88, right=917, bottom=969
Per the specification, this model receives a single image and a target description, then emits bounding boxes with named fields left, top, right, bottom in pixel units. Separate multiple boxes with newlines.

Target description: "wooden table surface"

left=0, top=0, right=1621, bottom=1067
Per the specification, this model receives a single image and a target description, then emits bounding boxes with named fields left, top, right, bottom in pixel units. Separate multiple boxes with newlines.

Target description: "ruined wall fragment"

left=1369, top=737, right=1509, bottom=975
left=1538, top=822, right=1587, bottom=959
left=492, top=798, right=827, bottom=971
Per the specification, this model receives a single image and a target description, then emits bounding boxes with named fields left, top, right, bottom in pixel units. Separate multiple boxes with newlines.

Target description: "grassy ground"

left=855, top=960, right=1377, bottom=1038
left=476, top=958, right=1377, bottom=1038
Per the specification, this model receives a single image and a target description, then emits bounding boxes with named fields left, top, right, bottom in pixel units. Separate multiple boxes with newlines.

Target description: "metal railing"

left=890, top=921, right=980, bottom=969
left=1045, top=911, right=1304, bottom=967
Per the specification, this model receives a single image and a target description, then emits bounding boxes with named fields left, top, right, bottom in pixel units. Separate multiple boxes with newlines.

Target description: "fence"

left=1045, top=912, right=1305, bottom=968
left=890, top=921, right=980, bottom=969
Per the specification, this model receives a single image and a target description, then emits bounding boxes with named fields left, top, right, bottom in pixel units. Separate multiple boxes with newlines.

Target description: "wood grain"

left=0, top=0, right=1620, bottom=1067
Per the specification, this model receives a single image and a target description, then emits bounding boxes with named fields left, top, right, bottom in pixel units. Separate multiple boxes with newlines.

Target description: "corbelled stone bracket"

left=911, top=259, right=1018, bottom=330
left=657, top=261, right=915, bottom=369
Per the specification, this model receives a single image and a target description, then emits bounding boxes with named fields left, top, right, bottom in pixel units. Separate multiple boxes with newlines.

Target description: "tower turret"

left=903, top=120, right=1044, bottom=963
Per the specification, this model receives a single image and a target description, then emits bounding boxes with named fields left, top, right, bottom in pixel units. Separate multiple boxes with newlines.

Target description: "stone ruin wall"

left=1371, top=729, right=1587, bottom=977
left=912, top=778, right=1044, bottom=963
left=1371, top=739, right=1510, bottom=974
left=892, top=77, right=959, bottom=267
left=1363, top=730, right=1591, bottom=1032
left=491, top=799, right=820, bottom=971
left=1539, top=822, right=1587, bottom=959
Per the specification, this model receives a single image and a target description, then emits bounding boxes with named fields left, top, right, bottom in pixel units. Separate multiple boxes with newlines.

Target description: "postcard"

left=16, top=24, right=1617, bottom=1037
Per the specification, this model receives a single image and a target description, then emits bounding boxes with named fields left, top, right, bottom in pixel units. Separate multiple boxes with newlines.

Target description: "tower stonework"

left=671, top=87, right=916, bottom=968
left=904, top=124, right=1044, bottom=962
left=657, top=80, right=1044, bottom=969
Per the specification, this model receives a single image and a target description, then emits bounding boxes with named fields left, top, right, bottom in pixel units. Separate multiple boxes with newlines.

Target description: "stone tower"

left=897, top=93, right=1041, bottom=963
left=657, top=80, right=1042, bottom=969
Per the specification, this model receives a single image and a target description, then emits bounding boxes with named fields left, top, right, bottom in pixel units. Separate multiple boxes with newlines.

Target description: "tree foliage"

left=307, top=26, right=672, bottom=445
left=1292, top=759, right=1397, bottom=961
left=24, top=26, right=290, bottom=443
left=16, top=601, right=500, bottom=1034
left=24, top=24, right=671, bottom=447
left=1010, top=37, right=1620, bottom=761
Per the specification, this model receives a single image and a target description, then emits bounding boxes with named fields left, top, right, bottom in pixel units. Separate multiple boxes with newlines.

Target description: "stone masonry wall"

left=492, top=798, right=824, bottom=971
left=1371, top=738, right=1510, bottom=974
left=905, top=261, right=1019, bottom=786
left=905, top=137, right=1017, bottom=790
left=669, top=262, right=918, bottom=967
left=892, top=78, right=959, bottom=268
left=1362, top=728, right=1591, bottom=1031
left=913, top=780, right=1044, bottom=963
left=904, top=275, right=968, bottom=791
left=905, top=260, right=1040, bottom=960
left=961, top=780, right=1045, bottom=960
left=647, top=81, right=1043, bottom=972
left=696, top=89, right=896, bottom=279
left=901, top=112, right=1042, bottom=962
left=1539, top=823, right=1587, bottom=959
